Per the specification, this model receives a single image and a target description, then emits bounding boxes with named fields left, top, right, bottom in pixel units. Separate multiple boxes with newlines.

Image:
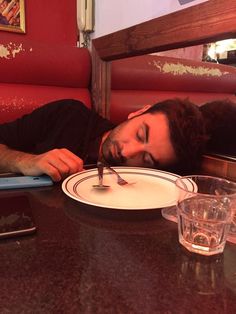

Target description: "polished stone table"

left=0, top=184, right=235, bottom=313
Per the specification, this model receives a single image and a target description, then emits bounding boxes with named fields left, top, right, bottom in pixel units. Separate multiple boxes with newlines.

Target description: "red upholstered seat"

left=0, top=40, right=91, bottom=123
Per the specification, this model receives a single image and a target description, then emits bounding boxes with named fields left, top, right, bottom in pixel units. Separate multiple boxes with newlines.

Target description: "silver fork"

left=93, top=161, right=110, bottom=189
left=105, top=164, right=129, bottom=186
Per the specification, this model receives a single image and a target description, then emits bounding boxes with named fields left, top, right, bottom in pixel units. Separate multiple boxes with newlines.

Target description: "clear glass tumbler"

left=227, top=212, right=236, bottom=244
left=176, top=175, right=236, bottom=256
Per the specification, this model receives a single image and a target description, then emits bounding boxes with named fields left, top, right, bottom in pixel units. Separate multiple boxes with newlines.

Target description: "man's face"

left=101, top=112, right=177, bottom=168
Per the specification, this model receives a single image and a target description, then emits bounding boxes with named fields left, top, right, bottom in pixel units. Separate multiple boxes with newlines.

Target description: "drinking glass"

left=175, top=175, right=236, bottom=256
left=227, top=212, right=236, bottom=244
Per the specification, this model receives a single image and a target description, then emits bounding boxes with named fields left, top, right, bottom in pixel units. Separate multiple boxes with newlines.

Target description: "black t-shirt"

left=0, top=99, right=115, bottom=164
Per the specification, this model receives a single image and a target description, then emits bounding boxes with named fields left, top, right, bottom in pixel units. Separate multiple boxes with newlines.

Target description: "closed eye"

left=136, top=123, right=149, bottom=143
left=135, top=123, right=161, bottom=168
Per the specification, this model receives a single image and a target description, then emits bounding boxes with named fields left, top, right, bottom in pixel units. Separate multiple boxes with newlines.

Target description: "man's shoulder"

left=32, top=99, right=91, bottom=118
left=42, top=99, right=89, bottom=112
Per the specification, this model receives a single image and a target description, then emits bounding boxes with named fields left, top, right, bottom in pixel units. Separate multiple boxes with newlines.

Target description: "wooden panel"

left=201, top=155, right=236, bottom=181
left=93, top=0, right=236, bottom=61
left=91, top=47, right=111, bottom=117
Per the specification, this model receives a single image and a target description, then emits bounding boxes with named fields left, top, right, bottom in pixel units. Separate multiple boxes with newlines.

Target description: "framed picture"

left=0, top=0, right=25, bottom=33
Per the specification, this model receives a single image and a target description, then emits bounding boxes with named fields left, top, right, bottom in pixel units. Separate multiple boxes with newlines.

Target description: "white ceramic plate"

left=62, top=167, right=195, bottom=210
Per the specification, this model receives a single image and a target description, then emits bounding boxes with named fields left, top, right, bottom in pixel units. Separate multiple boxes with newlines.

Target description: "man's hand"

left=17, top=148, right=84, bottom=182
left=0, top=144, right=84, bottom=182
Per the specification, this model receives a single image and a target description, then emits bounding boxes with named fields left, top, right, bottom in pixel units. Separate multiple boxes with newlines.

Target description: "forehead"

left=130, top=111, right=169, bottom=131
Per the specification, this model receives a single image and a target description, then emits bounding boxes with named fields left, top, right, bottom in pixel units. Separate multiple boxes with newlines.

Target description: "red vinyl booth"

left=110, top=55, right=236, bottom=124
left=0, top=40, right=91, bottom=124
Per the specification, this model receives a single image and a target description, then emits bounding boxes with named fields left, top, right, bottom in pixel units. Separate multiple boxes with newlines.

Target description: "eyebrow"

left=143, top=123, right=157, bottom=166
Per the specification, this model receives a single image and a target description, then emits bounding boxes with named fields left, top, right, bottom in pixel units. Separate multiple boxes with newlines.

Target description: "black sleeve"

left=0, top=99, right=87, bottom=152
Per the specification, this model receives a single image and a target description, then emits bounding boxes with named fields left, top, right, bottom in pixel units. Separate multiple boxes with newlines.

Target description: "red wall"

left=0, top=0, right=78, bottom=46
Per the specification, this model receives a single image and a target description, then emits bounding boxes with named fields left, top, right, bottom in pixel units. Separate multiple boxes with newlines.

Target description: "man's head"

left=101, top=99, right=207, bottom=174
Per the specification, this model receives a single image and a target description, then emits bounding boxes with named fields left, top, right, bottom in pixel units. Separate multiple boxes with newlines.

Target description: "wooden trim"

left=201, top=155, right=236, bottom=181
left=93, top=0, right=236, bottom=61
left=91, top=44, right=111, bottom=118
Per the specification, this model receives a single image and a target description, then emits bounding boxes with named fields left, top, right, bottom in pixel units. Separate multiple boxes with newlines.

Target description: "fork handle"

left=97, top=161, right=104, bottom=186
left=105, top=165, right=124, bottom=182
left=105, top=165, right=118, bottom=177
left=99, top=162, right=120, bottom=178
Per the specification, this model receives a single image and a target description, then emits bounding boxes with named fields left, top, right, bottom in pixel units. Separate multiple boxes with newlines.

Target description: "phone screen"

left=0, top=195, right=36, bottom=239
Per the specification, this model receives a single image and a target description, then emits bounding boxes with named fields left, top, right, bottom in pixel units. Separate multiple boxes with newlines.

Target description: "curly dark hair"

left=145, top=98, right=208, bottom=174
left=199, top=99, right=236, bottom=156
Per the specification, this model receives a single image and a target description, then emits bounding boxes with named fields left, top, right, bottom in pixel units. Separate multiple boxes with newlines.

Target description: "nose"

left=121, top=142, right=144, bottom=159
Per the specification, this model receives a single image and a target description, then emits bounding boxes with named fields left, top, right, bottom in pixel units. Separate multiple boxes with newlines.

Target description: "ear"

left=127, top=104, right=152, bottom=119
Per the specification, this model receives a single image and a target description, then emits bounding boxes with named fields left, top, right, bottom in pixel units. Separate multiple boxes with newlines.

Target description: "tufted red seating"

left=110, top=55, right=236, bottom=124
left=0, top=40, right=91, bottom=124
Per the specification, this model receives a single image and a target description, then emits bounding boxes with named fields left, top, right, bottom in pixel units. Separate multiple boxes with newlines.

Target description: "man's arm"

left=0, top=144, right=84, bottom=182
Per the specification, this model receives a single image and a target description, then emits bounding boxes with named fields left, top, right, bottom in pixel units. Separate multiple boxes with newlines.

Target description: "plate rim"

left=62, top=167, right=193, bottom=210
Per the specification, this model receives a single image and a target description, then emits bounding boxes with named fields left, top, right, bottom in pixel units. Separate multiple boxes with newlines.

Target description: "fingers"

left=48, top=149, right=84, bottom=181
left=44, top=149, right=84, bottom=181
left=21, top=149, right=84, bottom=182
left=39, top=162, right=62, bottom=182
left=59, top=148, right=84, bottom=173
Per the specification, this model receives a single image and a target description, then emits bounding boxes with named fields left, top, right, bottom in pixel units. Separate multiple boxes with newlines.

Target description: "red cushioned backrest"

left=0, top=41, right=91, bottom=87
left=0, top=83, right=91, bottom=124
left=0, top=40, right=91, bottom=123
left=110, top=55, right=236, bottom=124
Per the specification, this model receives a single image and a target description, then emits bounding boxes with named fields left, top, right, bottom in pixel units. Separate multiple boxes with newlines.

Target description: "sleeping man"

left=0, top=98, right=235, bottom=181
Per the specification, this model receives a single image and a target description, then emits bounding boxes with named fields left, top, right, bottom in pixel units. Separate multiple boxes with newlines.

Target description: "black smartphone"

left=0, top=195, right=36, bottom=239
